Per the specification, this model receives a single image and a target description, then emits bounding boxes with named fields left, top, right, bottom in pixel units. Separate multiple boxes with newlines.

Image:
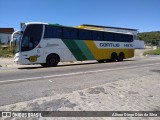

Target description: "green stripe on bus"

left=74, top=40, right=95, bottom=60
left=62, top=39, right=87, bottom=61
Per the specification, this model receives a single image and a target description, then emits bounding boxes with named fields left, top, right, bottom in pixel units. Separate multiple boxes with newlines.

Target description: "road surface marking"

left=1, top=62, right=160, bottom=84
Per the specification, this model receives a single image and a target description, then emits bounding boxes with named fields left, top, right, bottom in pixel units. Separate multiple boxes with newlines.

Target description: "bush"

left=0, top=44, right=14, bottom=57
left=143, top=49, right=160, bottom=55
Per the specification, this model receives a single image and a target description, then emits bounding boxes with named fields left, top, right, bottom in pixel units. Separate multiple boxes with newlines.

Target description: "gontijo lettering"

left=100, top=43, right=120, bottom=48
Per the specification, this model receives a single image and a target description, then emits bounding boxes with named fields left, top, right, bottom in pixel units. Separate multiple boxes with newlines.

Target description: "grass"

left=0, top=44, right=14, bottom=57
left=143, top=48, right=160, bottom=56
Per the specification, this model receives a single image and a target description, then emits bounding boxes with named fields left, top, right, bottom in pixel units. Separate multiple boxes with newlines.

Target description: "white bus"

left=11, top=22, right=134, bottom=67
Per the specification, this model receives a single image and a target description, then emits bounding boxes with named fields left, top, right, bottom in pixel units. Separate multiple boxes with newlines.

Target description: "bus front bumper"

left=14, top=53, right=21, bottom=64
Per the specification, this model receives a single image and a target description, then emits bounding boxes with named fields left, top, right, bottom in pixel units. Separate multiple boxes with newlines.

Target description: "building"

left=0, top=28, right=14, bottom=44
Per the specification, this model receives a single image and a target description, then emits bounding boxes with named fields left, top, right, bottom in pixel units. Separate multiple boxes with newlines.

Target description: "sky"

left=0, top=0, right=159, bottom=32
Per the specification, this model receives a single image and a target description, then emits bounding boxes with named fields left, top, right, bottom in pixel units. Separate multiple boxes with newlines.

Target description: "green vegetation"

left=138, top=31, right=160, bottom=45
left=143, top=49, right=160, bottom=56
left=0, top=44, right=14, bottom=57
left=138, top=31, right=160, bottom=55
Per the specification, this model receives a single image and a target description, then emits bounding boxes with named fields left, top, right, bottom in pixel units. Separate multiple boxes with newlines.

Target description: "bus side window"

left=44, top=25, right=62, bottom=38
left=92, top=31, right=103, bottom=41
left=123, top=34, right=132, bottom=42
left=114, top=33, right=123, bottom=42
left=123, top=35, right=127, bottom=42
left=63, top=28, right=77, bottom=39
left=103, top=32, right=113, bottom=41
left=78, top=30, right=92, bottom=40
left=129, top=35, right=133, bottom=42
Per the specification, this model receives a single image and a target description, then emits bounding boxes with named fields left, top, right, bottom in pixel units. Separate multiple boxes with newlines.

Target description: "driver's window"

left=22, top=36, right=29, bottom=47
left=22, top=36, right=34, bottom=50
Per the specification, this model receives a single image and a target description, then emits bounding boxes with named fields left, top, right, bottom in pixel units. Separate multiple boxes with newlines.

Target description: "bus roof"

left=24, top=22, right=137, bottom=31
left=81, top=24, right=138, bottom=31
left=25, top=22, right=49, bottom=25
left=23, top=22, right=136, bottom=35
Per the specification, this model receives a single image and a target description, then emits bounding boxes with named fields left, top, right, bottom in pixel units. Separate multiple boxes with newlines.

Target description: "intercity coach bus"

left=11, top=22, right=134, bottom=67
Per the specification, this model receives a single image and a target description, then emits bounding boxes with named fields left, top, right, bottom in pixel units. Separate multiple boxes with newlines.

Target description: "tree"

left=138, top=31, right=160, bottom=45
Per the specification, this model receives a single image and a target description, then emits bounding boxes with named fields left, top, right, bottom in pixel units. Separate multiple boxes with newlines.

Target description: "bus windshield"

left=21, top=24, right=43, bottom=52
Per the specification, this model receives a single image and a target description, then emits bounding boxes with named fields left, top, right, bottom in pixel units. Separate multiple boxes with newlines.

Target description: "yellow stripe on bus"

left=84, top=40, right=134, bottom=60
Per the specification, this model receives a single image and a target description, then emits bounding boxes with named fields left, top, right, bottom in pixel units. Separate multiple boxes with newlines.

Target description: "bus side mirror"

left=10, top=38, right=17, bottom=47
left=12, top=38, right=17, bottom=46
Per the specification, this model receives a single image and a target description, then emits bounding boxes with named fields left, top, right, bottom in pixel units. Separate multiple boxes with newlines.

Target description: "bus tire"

left=46, top=54, right=59, bottom=67
left=118, top=52, right=124, bottom=62
left=111, top=52, right=117, bottom=62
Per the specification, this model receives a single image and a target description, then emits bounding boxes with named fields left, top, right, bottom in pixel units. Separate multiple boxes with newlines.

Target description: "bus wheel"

left=97, top=60, right=105, bottom=63
left=118, top=52, right=124, bottom=62
left=111, top=53, right=117, bottom=62
left=46, top=54, right=59, bottom=67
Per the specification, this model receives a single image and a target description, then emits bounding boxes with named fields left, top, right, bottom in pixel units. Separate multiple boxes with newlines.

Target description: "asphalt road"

left=0, top=56, right=160, bottom=106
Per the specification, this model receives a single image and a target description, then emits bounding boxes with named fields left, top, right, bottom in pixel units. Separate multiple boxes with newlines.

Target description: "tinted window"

left=79, top=30, right=92, bottom=40
left=122, top=34, right=133, bottom=42
left=21, top=24, right=43, bottom=51
left=103, top=32, right=113, bottom=41
left=63, top=28, right=77, bottom=39
left=44, top=25, right=62, bottom=38
left=92, top=31, right=103, bottom=41
left=128, top=35, right=133, bottom=42
left=114, top=33, right=122, bottom=42
left=122, top=34, right=127, bottom=42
